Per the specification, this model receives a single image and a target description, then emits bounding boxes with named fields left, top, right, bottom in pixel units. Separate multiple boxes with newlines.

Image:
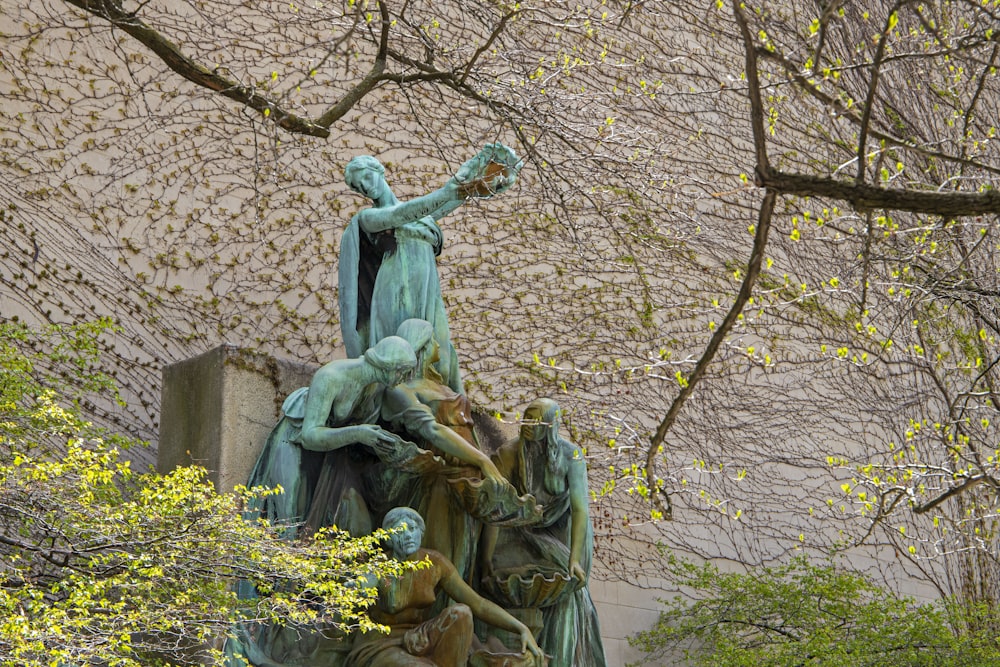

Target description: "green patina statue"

left=229, top=144, right=608, bottom=667
left=338, top=144, right=521, bottom=395
left=232, top=508, right=545, bottom=667
left=243, top=335, right=418, bottom=539
left=480, top=399, right=608, bottom=667
left=348, top=508, right=545, bottom=667
left=383, top=319, right=540, bottom=593
left=231, top=325, right=543, bottom=667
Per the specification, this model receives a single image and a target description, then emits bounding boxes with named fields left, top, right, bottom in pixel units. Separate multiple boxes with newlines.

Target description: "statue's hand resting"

left=519, top=626, right=546, bottom=666
left=352, top=424, right=398, bottom=448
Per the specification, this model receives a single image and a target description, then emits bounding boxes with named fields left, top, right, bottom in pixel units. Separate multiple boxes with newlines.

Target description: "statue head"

left=521, top=397, right=561, bottom=445
left=395, top=319, right=442, bottom=380
left=523, top=398, right=571, bottom=494
left=364, top=336, right=417, bottom=387
left=345, top=155, right=386, bottom=199
left=383, top=506, right=425, bottom=558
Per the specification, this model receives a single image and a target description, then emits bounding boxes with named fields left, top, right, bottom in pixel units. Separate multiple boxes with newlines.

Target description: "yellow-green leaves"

left=1, top=441, right=396, bottom=667
left=0, top=323, right=394, bottom=667
left=887, top=11, right=899, bottom=33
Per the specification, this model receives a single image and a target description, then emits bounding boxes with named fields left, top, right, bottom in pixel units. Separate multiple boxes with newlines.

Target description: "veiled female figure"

left=479, top=399, right=607, bottom=667
left=338, top=145, right=520, bottom=395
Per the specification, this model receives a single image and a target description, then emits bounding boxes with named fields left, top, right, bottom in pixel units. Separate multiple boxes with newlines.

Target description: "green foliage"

left=630, top=553, right=1000, bottom=667
left=0, top=322, right=399, bottom=667
left=0, top=318, right=127, bottom=455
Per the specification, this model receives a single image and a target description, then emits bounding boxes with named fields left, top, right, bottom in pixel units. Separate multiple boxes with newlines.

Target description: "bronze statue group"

left=227, top=145, right=607, bottom=667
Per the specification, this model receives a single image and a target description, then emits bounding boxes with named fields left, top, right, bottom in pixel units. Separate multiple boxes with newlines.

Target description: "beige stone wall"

left=5, top=4, right=982, bottom=661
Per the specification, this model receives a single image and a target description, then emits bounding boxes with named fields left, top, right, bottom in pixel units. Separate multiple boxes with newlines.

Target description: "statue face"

left=375, top=364, right=410, bottom=388
left=520, top=405, right=548, bottom=442
left=387, top=516, right=423, bottom=558
left=354, top=168, right=384, bottom=200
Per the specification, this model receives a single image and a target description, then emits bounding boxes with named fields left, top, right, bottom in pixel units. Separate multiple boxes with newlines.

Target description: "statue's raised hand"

left=454, top=142, right=522, bottom=198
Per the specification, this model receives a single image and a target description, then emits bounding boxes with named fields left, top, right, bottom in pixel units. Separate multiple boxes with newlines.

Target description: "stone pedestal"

left=158, top=344, right=315, bottom=492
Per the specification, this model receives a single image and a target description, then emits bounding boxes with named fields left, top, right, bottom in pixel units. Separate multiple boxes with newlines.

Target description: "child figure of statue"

left=349, top=507, right=545, bottom=667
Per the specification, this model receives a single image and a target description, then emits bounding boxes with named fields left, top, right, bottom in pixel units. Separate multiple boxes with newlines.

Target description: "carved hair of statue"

left=382, top=506, right=425, bottom=532
left=363, top=335, right=417, bottom=371
left=395, top=318, right=446, bottom=386
left=525, top=397, right=570, bottom=495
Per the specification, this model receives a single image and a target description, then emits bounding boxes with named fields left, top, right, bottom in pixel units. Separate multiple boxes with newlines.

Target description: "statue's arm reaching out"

left=382, top=384, right=506, bottom=484
left=354, top=143, right=522, bottom=234
left=438, top=559, right=545, bottom=665
left=567, top=448, right=590, bottom=584
left=297, top=338, right=416, bottom=452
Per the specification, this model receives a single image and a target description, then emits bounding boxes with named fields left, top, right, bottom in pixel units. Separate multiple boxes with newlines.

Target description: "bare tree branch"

left=60, top=0, right=402, bottom=138
left=758, top=169, right=1000, bottom=216
left=755, top=48, right=1000, bottom=177
left=854, top=2, right=908, bottom=186
left=644, top=1, right=777, bottom=518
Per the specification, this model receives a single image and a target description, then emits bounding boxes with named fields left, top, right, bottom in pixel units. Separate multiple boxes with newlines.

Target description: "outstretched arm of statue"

left=422, top=195, right=465, bottom=222
left=298, top=362, right=395, bottom=452
left=386, top=386, right=506, bottom=484
left=439, top=563, right=545, bottom=666
left=357, top=182, right=462, bottom=233
left=358, top=143, right=521, bottom=233
left=300, top=421, right=396, bottom=452
left=418, top=419, right=506, bottom=484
